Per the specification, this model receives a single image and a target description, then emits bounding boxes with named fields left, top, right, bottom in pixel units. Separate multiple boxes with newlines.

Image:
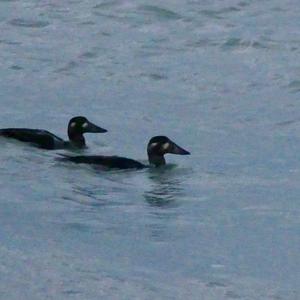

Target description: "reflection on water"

left=142, top=166, right=193, bottom=243
left=144, top=166, right=185, bottom=208
left=61, top=185, right=108, bottom=209
left=59, top=166, right=146, bottom=208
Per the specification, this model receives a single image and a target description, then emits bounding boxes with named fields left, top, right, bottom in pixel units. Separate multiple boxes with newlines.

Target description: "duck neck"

left=68, top=130, right=86, bottom=148
left=148, top=153, right=166, bottom=167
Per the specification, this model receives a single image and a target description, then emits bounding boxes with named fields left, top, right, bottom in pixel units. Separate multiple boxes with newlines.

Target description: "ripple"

left=187, top=38, right=220, bottom=48
left=206, top=281, right=228, bottom=288
left=93, top=0, right=119, bottom=9
left=9, top=18, right=50, bottom=28
left=63, top=222, right=91, bottom=233
left=238, top=1, right=251, bottom=7
left=225, top=290, right=242, bottom=299
left=55, top=61, right=78, bottom=74
left=138, top=5, right=182, bottom=21
left=288, top=80, right=300, bottom=93
left=144, top=193, right=178, bottom=208
left=62, top=290, right=82, bottom=295
left=221, top=38, right=270, bottom=50
left=0, top=39, right=21, bottom=45
left=274, top=118, right=300, bottom=127
left=80, top=21, right=96, bottom=26
left=79, top=51, right=98, bottom=59
left=200, top=7, right=241, bottom=19
left=10, top=65, right=23, bottom=71
left=140, top=73, right=168, bottom=81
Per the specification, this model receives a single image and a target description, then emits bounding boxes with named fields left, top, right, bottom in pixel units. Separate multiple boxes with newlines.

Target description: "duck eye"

left=162, top=142, right=170, bottom=150
left=82, top=122, right=88, bottom=129
left=149, top=142, right=158, bottom=149
left=70, top=122, right=76, bottom=128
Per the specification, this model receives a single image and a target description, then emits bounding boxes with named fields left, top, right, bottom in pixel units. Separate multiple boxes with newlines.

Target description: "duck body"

left=62, top=155, right=146, bottom=169
left=0, top=128, right=66, bottom=149
left=0, top=116, right=107, bottom=150
left=60, top=136, right=190, bottom=170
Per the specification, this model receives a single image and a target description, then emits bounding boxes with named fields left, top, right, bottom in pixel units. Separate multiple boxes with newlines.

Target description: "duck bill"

left=169, top=141, right=190, bottom=155
left=86, top=121, right=107, bottom=133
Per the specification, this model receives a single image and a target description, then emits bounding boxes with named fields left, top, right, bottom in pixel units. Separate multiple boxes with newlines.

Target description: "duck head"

left=67, top=116, right=107, bottom=147
left=147, top=136, right=190, bottom=167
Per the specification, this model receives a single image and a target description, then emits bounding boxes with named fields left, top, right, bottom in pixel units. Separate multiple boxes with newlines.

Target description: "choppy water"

left=1, top=0, right=300, bottom=299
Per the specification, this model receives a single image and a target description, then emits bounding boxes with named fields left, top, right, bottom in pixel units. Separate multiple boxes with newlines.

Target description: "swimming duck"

left=59, top=136, right=190, bottom=169
left=0, top=116, right=107, bottom=150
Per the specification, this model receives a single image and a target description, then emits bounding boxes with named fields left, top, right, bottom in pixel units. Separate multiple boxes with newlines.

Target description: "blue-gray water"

left=1, top=0, right=300, bottom=299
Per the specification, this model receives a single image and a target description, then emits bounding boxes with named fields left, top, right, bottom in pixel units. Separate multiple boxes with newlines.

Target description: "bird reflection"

left=143, top=167, right=189, bottom=242
left=143, top=166, right=184, bottom=208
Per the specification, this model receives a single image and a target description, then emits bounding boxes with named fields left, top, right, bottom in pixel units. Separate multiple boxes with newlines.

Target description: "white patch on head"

left=70, top=122, right=76, bottom=128
left=82, top=122, right=88, bottom=129
left=162, top=142, right=170, bottom=150
left=149, top=142, right=158, bottom=149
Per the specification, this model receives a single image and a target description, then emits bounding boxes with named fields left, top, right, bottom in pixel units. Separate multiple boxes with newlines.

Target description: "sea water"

left=0, top=0, right=300, bottom=299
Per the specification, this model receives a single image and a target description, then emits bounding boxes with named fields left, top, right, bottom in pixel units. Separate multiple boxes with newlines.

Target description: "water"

left=0, top=0, right=300, bottom=299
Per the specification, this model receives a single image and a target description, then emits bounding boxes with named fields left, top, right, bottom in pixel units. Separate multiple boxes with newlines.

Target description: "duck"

left=0, top=116, right=107, bottom=150
left=59, top=136, right=190, bottom=169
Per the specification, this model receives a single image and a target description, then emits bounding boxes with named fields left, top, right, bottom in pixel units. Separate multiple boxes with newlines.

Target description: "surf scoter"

left=59, top=136, right=190, bottom=169
left=0, top=116, right=107, bottom=150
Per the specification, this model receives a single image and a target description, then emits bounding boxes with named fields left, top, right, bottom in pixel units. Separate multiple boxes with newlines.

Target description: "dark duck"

left=59, top=136, right=190, bottom=169
left=0, top=116, right=107, bottom=150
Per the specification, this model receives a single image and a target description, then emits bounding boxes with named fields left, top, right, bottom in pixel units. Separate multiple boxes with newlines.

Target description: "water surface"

left=0, top=0, right=300, bottom=299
